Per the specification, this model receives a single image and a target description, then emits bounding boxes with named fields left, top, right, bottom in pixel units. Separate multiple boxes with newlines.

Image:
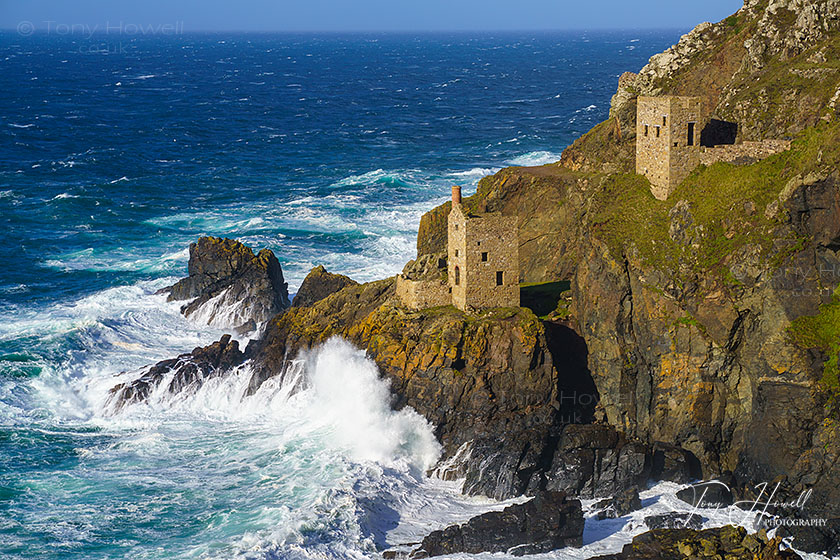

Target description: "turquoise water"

left=0, top=31, right=682, bottom=558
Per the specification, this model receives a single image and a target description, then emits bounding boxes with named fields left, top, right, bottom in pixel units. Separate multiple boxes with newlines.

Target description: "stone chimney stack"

left=451, top=185, right=462, bottom=205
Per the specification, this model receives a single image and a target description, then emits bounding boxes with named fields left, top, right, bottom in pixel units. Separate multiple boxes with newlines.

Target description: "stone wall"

left=448, top=204, right=469, bottom=310
left=700, top=139, right=792, bottom=166
left=448, top=204, right=519, bottom=311
left=636, top=96, right=672, bottom=198
left=667, top=96, right=703, bottom=197
left=395, top=275, right=450, bottom=310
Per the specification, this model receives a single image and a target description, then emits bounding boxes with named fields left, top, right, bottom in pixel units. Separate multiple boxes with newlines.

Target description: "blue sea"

left=0, top=31, right=682, bottom=559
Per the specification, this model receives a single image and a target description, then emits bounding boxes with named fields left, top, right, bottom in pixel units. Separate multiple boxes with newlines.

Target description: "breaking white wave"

left=50, top=192, right=79, bottom=200
left=447, top=167, right=500, bottom=185
left=43, top=247, right=191, bottom=274
left=182, top=287, right=261, bottom=332
left=508, top=150, right=562, bottom=166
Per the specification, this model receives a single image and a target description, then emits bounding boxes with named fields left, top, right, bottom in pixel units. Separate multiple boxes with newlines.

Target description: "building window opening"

left=496, top=271, right=503, bottom=286
left=454, top=266, right=460, bottom=286
left=644, top=125, right=648, bottom=136
left=481, top=252, right=488, bottom=262
left=454, top=249, right=459, bottom=257
left=662, top=116, right=667, bottom=126
left=687, top=122, right=695, bottom=146
left=655, top=126, right=660, bottom=138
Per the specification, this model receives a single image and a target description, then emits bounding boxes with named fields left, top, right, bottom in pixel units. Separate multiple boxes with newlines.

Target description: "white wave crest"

left=182, top=287, right=262, bottom=332
left=508, top=150, right=562, bottom=166
left=106, top=337, right=441, bottom=473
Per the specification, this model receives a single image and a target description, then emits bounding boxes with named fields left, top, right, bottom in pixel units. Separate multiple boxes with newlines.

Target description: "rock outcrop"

left=161, top=237, right=290, bottom=332
left=108, top=334, right=245, bottom=410
left=291, top=265, right=357, bottom=307
left=410, top=490, right=583, bottom=557
left=590, top=525, right=801, bottom=560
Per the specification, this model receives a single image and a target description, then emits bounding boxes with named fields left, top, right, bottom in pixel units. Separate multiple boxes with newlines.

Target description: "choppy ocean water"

left=0, top=30, right=746, bottom=559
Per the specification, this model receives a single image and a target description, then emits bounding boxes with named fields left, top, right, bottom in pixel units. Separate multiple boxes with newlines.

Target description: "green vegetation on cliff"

left=589, top=121, right=840, bottom=291
left=789, top=284, right=840, bottom=415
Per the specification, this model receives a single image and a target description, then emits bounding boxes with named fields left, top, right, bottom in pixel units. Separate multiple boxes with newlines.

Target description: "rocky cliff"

left=413, top=0, right=840, bottom=550
left=112, top=1, right=840, bottom=556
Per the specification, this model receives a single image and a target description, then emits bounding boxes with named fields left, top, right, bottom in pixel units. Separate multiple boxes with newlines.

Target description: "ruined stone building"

left=636, top=95, right=704, bottom=201
left=636, top=95, right=791, bottom=201
left=396, top=185, right=519, bottom=311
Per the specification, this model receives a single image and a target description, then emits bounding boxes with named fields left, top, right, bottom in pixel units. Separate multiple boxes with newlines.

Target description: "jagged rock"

left=161, top=237, right=290, bottom=331
left=643, top=513, right=706, bottom=531
left=595, top=487, right=642, bottom=519
left=108, top=334, right=245, bottom=410
left=291, top=265, right=357, bottom=307
left=543, top=425, right=700, bottom=499
left=410, top=491, right=583, bottom=558
left=589, top=525, right=801, bottom=560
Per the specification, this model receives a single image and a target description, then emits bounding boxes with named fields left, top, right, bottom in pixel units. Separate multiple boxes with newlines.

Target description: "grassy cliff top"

left=588, top=120, right=840, bottom=288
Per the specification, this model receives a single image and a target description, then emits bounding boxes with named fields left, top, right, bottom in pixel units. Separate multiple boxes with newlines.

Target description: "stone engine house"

left=635, top=95, right=791, bottom=201
left=396, top=185, right=519, bottom=312
left=448, top=186, right=519, bottom=311
left=636, top=95, right=704, bottom=201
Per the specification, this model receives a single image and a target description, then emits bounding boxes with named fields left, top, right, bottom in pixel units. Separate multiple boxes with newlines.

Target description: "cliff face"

left=414, top=0, right=840, bottom=527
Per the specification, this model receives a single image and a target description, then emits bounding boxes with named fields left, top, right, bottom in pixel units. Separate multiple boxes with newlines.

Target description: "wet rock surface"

left=775, top=517, right=840, bottom=557
left=643, top=513, right=706, bottom=531
left=410, top=490, right=583, bottom=557
left=595, top=487, right=642, bottom=519
left=161, top=236, right=290, bottom=331
left=543, top=424, right=700, bottom=500
left=589, top=525, right=801, bottom=560
left=676, top=479, right=734, bottom=509
left=108, top=334, right=245, bottom=410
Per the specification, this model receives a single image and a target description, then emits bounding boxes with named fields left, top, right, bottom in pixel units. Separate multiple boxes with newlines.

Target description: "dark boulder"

left=161, top=237, right=290, bottom=331
left=410, top=490, right=583, bottom=558
left=292, top=265, right=357, bottom=307
left=775, top=518, right=840, bottom=557
left=108, top=334, right=246, bottom=410
left=596, top=487, right=642, bottom=519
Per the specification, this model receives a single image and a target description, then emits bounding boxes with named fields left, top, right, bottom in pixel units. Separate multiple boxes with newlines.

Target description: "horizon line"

left=0, top=26, right=692, bottom=34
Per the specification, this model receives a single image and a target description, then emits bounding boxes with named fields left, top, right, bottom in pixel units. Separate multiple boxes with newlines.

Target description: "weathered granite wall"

left=700, top=139, right=792, bottom=166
